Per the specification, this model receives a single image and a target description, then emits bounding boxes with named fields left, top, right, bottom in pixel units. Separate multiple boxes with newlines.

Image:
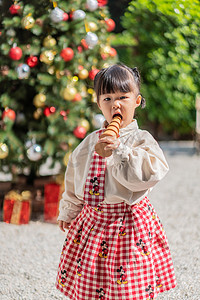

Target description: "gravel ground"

left=0, top=141, right=200, bottom=300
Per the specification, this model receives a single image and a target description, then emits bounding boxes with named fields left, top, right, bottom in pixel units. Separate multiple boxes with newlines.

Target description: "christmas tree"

left=0, top=0, right=117, bottom=179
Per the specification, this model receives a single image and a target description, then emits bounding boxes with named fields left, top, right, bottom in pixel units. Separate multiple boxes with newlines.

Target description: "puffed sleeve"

left=57, top=153, right=84, bottom=223
left=111, top=131, right=169, bottom=192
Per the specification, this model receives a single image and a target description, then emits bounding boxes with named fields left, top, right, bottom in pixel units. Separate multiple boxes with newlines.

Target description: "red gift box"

left=44, top=182, right=64, bottom=223
left=3, top=190, right=31, bottom=225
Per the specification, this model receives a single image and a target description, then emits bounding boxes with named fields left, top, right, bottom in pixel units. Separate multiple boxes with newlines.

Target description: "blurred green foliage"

left=115, top=0, right=200, bottom=138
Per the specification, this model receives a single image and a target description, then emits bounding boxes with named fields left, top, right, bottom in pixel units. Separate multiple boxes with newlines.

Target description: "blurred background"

left=0, top=0, right=200, bottom=223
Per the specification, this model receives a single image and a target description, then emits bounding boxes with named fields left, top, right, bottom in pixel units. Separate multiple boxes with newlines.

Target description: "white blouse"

left=58, top=120, right=169, bottom=223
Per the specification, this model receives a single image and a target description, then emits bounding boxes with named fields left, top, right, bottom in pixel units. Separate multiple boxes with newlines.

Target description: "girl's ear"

left=136, top=94, right=142, bottom=107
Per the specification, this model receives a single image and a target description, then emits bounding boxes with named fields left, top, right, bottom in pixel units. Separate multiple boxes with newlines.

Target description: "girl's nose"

left=112, top=100, right=121, bottom=109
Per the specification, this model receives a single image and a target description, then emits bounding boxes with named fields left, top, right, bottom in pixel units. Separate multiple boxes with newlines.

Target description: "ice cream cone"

left=95, top=114, right=122, bottom=157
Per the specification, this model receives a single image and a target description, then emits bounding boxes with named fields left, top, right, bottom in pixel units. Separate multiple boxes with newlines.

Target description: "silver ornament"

left=27, top=144, right=42, bottom=161
left=85, top=32, right=98, bottom=48
left=50, top=7, right=64, bottom=23
left=86, top=0, right=98, bottom=11
left=6, top=29, right=16, bottom=37
left=16, top=63, right=30, bottom=79
left=25, top=140, right=32, bottom=149
left=73, top=10, right=86, bottom=20
left=93, top=114, right=105, bottom=128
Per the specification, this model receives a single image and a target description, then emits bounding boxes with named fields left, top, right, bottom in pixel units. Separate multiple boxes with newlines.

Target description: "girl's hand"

left=97, top=136, right=120, bottom=151
left=58, top=220, right=71, bottom=232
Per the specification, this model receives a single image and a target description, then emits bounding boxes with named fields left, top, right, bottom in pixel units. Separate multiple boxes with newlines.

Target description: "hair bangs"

left=95, top=65, right=135, bottom=99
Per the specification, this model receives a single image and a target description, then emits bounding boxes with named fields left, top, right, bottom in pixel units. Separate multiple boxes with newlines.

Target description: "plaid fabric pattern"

left=56, top=197, right=176, bottom=300
left=83, top=129, right=106, bottom=207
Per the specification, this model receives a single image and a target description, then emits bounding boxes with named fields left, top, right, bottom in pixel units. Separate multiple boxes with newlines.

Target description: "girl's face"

left=97, top=90, right=141, bottom=128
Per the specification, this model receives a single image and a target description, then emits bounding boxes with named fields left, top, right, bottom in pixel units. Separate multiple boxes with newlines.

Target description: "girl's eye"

left=120, top=96, right=126, bottom=100
left=104, top=97, right=111, bottom=101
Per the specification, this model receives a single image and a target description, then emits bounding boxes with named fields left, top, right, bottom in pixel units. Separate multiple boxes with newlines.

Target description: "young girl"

left=56, top=64, right=176, bottom=300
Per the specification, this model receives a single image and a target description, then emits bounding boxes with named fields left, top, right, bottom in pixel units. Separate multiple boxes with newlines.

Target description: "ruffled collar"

left=102, top=119, right=139, bottom=138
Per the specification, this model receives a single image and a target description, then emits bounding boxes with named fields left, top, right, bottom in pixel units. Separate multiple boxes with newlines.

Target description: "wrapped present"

left=44, top=181, right=64, bottom=223
left=3, top=190, right=32, bottom=225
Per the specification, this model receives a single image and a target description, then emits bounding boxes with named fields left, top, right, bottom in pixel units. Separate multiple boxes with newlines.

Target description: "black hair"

left=94, top=63, right=146, bottom=108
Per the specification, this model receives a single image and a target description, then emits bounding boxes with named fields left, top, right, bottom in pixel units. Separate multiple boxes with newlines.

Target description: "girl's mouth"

left=112, top=113, right=123, bottom=120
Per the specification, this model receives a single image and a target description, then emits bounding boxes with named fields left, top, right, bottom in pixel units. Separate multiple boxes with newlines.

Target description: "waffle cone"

left=95, top=114, right=122, bottom=157
left=110, top=116, right=121, bottom=126
left=102, top=115, right=121, bottom=137
left=107, top=126, right=119, bottom=134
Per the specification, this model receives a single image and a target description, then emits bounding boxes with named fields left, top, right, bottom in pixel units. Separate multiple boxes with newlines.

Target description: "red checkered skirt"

left=56, top=197, right=176, bottom=300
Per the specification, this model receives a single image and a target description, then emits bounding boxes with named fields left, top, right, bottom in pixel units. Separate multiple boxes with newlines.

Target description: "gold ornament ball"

left=47, top=66, right=55, bottom=75
left=63, top=87, right=77, bottom=101
left=101, top=45, right=111, bottom=55
left=102, top=63, right=110, bottom=69
left=78, top=69, right=89, bottom=80
left=43, top=35, right=57, bottom=48
left=33, top=108, right=42, bottom=119
left=78, top=119, right=90, bottom=131
left=93, top=58, right=98, bottom=64
left=63, top=151, right=72, bottom=166
left=80, top=85, right=87, bottom=97
left=67, top=136, right=77, bottom=148
left=40, top=50, right=55, bottom=65
left=33, top=93, right=46, bottom=108
left=91, top=92, right=97, bottom=103
left=56, top=70, right=65, bottom=79
left=88, top=22, right=98, bottom=32
left=21, top=15, right=35, bottom=29
left=0, top=143, right=9, bottom=159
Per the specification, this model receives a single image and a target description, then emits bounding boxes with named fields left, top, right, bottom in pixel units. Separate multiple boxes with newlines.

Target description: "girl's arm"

left=111, top=131, right=169, bottom=192
left=57, top=153, right=84, bottom=224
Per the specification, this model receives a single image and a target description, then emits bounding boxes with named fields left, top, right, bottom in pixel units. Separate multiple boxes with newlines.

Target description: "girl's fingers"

left=58, top=221, right=71, bottom=232
left=98, top=136, right=120, bottom=150
left=104, top=140, right=120, bottom=150
left=98, top=136, right=116, bottom=144
left=64, top=222, right=71, bottom=229
left=104, top=144, right=119, bottom=150
left=58, top=221, right=65, bottom=232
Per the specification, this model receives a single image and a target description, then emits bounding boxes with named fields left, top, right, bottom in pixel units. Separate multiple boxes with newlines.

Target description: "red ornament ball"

left=60, top=47, right=74, bottom=62
left=9, top=47, right=22, bottom=60
left=89, top=69, right=99, bottom=80
left=44, top=106, right=56, bottom=117
left=26, top=56, right=38, bottom=68
left=73, top=93, right=82, bottom=102
left=9, top=4, right=21, bottom=15
left=77, top=46, right=83, bottom=53
left=97, top=0, right=108, bottom=6
left=81, top=39, right=89, bottom=50
left=63, top=13, right=69, bottom=21
left=60, top=110, right=68, bottom=120
left=109, top=47, right=117, bottom=57
left=101, top=54, right=107, bottom=60
left=105, top=18, right=116, bottom=32
left=73, top=126, right=87, bottom=139
left=2, top=108, right=16, bottom=121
